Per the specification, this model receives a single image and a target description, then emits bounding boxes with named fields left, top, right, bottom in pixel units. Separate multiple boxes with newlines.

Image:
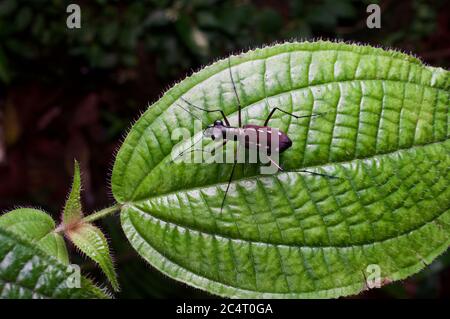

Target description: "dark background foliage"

left=0, top=0, right=449, bottom=298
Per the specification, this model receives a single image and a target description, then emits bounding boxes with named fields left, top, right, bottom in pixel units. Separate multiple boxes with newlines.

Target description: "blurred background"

left=0, top=0, right=449, bottom=298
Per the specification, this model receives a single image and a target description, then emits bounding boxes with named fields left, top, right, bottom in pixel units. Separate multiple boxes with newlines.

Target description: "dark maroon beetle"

left=205, top=122, right=293, bottom=154
left=201, top=121, right=293, bottom=170
left=175, top=57, right=328, bottom=211
left=242, top=124, right=293, bottom=153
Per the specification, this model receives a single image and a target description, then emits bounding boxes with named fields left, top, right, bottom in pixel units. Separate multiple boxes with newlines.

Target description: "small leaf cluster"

left=0, top=161, right=119, bottom=292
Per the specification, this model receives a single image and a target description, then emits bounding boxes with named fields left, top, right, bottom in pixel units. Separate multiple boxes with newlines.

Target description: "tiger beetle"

left=173, top=57, right=335, bottom=212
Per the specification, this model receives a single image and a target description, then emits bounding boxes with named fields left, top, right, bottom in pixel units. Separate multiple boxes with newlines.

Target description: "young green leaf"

left=37, top=232, right=70, bottom=265
left=0, top=208, right=69, bottom=264
left=112, top=41, right=449, bottom=298
left=63, top=160, right=83, bottom=226
left=67, top=223, right=119, bottom=292
left=61, top=160, right=119, bottom=291
left=0, top=227, right=109, bottom=299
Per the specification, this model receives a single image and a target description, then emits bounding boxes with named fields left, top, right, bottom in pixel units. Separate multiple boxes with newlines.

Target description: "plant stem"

left=83, top=204, right=123, bottom=223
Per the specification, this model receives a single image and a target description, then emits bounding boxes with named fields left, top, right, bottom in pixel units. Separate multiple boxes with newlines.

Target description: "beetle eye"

left=211, top=135, right=215, bottom=141
left=214, top=120, right=223, bottom=126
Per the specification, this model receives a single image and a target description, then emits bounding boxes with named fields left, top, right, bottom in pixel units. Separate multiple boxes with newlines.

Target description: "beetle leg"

left=264, top=106, right=323, bottom=126
left=288, top=169, right=340, bottom=179
left=268, top=157, right=283, bottom=171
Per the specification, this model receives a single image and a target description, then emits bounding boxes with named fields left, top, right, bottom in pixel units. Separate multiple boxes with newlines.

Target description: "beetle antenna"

left=180, top=97, right=231, bottom=126
left=169, top=134, right=206, bottom=164
left=175, top=103, right=203, bottom=121
left=180, top=97, right=210, bottom=113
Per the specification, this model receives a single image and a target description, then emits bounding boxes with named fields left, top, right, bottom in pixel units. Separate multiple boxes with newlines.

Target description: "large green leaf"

left=0, top=208, right=69, bottom=265
left=0, top=227, right=108, bottom=299
left=112, top=41, right=450, bottom=298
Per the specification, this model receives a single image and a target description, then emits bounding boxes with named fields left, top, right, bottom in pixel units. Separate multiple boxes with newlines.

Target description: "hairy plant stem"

left=82, top=203, right=123, bottom=223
